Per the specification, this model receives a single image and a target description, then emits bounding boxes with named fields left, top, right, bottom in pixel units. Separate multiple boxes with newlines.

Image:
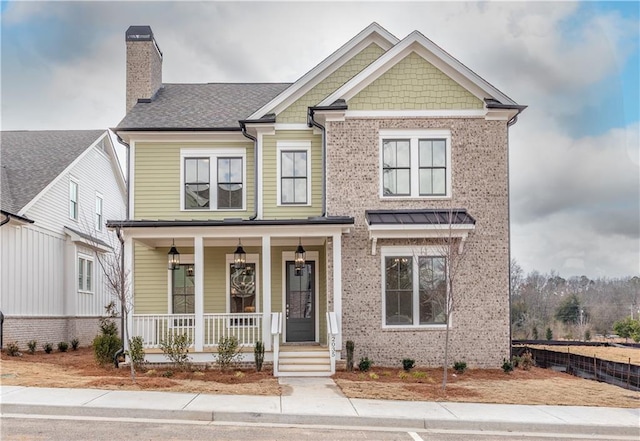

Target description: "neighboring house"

left=109, top=24, right=525, bottom=376
left=1, top=130, right=127, bottom=348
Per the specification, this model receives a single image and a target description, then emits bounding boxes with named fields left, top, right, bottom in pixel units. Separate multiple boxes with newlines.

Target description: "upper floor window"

left=380, top=130, right=451, bottom=198
left=78, top=255, right=93, bottom=293
left=95, top=194, right=103, bottom=231
left=69, top=179, right=79, bottom=220
left=181, top=148, right=246, bottom=211
left=382, top=247, right=447, bottom=328
left=277, top=141, right=311, bottom=206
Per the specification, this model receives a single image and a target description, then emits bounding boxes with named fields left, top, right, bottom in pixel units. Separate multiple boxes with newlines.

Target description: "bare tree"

left=81, top=222, right=135, bottom=381
left=414, top=209, right=474, bottom=390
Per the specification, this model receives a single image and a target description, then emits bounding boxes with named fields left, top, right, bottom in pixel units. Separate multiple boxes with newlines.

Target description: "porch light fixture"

left=234, top=239, right=246, bottom=270
left=168, top=239, right=180, bottom=270
left=294, top=238, right=306, bottom=276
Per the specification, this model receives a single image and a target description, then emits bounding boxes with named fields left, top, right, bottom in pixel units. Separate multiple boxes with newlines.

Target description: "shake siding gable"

left=134, top=141, right=255, bottom=220
left=262, top=131, right=322, bottom=219
left=277, top=43, right=386, bottom=123
left=348, top=52, right=484, bottom=110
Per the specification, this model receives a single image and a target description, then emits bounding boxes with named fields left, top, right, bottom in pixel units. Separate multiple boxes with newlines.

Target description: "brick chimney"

left=125, top=25, right=163, bottom=113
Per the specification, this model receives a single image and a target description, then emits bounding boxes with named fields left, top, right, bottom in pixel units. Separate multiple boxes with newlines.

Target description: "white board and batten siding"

left=1, top=132, right=126, bottom=318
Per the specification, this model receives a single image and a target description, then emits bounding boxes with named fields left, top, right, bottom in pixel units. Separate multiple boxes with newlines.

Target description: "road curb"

left=2, top=403, right=638, bottom=437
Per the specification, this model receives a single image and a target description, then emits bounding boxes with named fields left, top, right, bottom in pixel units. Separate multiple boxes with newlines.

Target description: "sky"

left=1, top=0, right=638, bottom=279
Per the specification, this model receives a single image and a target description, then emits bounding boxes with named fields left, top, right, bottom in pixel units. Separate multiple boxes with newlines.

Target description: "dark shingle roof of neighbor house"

left=117, top=83, right=292, bottom=130
left=366, top=209, right=476, bottom=225
left=0, top=130, right=104, bottom=214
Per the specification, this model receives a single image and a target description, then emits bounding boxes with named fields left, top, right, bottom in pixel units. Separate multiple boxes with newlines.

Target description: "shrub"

left=520, top=351, right=534, bottom=370
left=93, top=333, right=122, bottom=365
left=162, top=370, right=174, bottom=378
left=127, top=336, right=146, bottom=370
left=398, top=371, right=409, bottom=380
left=402, top=358, right=415, bottom=372
left=584, top=329, right=591, bottom=341
left=27, top=340, right=37, bottom=355
left=5, top=341, right=20, bottom=356
left=159, top=332, right=191, bottom=370
left=71, top=338, right=80, bottom=351
left=215, top=336, right=242, bottom=371
left=254, top=341, right=265, bottom=372
left=43, top=343, right=53, bottom=354
left=502, top=358, right=514, bottom=373
left=411, top=371, right=427, bottom=379
left=58, top=342, right=69, bottom=352
left=346, top=340, right=355, bottom=372
left=235, top=371, right=245, bottom=379
left=453, top=361, right=467, bottom=374
left=532, top=326, right=539, bottom=340
left=545, top=327, right=553, bottom=341
left=358, top=357, right=373, bottom=372
left=369, top=372, right=379, bottom=380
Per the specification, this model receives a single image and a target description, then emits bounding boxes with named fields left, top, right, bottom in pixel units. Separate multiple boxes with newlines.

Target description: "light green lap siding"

left=348, top=52, right=484, bottom=110
left=134, top=244, right=170, bottom=314
left=134, top=141, right=255, bottom=220
left=262, top=130, right=322, bottom=219
left=278, top=43, right=385, bottom=123
left=270, top=245, right=327, bottom=344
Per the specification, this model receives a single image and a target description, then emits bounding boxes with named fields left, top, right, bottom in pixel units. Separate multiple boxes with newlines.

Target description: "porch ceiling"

left=134, top=236, right=327, bottom=249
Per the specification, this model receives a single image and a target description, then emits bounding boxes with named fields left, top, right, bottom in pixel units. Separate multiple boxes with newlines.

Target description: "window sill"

left=277, top=203, right=312, bottom=207
left=382, top=325, right=447, bottom=331
left=379, top=196, right=451, bottom=201
left=180, top=208, right=247, bottom=212
left=78, top=290, right=94, bottom=295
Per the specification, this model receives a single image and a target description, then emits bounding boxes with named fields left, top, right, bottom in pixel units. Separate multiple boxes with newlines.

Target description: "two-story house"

left=1, top=130, right=126, bottom=347
left=109, top=24, right=524, bottom=376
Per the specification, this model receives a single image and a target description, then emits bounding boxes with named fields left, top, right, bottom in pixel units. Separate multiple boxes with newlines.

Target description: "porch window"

left=383, top=248, right=447, bottom=327
left=230, top=263, right=256, bottom=314
left=172, top=265, right=195, bottom=314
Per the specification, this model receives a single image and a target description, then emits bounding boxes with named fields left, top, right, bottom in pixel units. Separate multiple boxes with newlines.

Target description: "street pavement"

left=1, top=378, right=638, bottom=437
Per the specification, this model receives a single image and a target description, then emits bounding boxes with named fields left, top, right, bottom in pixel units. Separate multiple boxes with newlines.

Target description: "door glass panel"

left=172, top=265, right=195, bottom=314
left=230, top=263, right=256, bottom=313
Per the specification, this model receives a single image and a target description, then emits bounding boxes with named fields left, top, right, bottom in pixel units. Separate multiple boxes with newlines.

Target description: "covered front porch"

left=112, top=218, right=352, bottom=376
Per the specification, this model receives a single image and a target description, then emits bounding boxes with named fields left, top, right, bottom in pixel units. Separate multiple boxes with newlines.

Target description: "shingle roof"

left=366, top=209, right=476, bottom=225
left=116, top=83, right=292, bottom=130
left=0, top=130, right=104, bottom=214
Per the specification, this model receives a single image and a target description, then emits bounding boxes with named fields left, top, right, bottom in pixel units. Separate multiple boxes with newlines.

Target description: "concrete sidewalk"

left=1, top=379, right=638, bottom=437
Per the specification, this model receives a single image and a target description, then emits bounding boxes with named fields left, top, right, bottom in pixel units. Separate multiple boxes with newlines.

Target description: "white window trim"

left=179, top=148, right=247, bottom=212
left=276, top=141, right=312, bottom=207
left=225, top=254, right=261, bottom=314
left=167, top=254, right=194, bottom=314
left=78, top=253, right=94, bottom=294
left=379, top=129, right=452, bottom=200
left=69, top=177, right=79, bottom=221
left=95, top=192, right=104, bottom=231
left=380, top=246, right=449, bottom=330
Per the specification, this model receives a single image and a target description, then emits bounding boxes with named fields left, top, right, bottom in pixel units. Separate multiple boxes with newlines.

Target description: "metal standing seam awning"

left=365, top=209, right=476, bottom=255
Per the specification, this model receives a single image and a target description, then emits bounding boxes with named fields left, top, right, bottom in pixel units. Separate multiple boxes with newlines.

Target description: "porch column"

left=194, top=235, right=204, bottom=352
left=332, top=232, right=342, bottom=349
left=124, top=234, right=133, bottom=351
left=262, top=235, right=272, bottom=350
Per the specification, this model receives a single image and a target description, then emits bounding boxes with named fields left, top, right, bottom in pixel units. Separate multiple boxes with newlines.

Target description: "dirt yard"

left=1, top=348, right=639, bottom=407
left=524, top=344, right=640, bottom=364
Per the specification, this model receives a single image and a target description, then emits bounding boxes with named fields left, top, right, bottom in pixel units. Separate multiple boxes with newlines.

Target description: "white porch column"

left=124, top=234, right=133, bottom=350
left=332, top=232, right=342, bottom=349
left=194, top=235, right=204, bottom=352
left=262, top=235, right=272, bottom=350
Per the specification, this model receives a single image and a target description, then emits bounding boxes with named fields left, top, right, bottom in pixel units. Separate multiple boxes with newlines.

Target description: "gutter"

left=307, top=108, right=327, bottom=216
left=0, top=210, right=34, bottom=227
left=239, top=121, right=259, bottom=220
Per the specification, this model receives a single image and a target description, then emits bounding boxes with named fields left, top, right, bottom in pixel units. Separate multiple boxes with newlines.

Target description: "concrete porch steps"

left=277, top=345, right=332, bottom=377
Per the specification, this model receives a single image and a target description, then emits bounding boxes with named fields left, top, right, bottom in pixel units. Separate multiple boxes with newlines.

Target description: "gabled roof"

left=1, top=130, right=106, bottom=215
left=319, top=30, right=518, bottom=108
left=116, top=83, right=290, bottom=131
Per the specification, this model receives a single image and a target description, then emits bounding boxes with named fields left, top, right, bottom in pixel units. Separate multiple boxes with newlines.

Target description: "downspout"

left=307, top=108, right=327, bottom=217
left=0, top=214, right=9, bottom=227
left=240, top=122, right=259, bottom=220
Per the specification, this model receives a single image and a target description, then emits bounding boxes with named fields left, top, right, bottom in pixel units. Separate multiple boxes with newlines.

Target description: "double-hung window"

left=380, top=130, right=451, bottom=198
left=277, top=141, right=311, bottom=205
left=95, top=194, right=103, bottom=231
left=69, top=179, right=79, bottom=220
left=382, top=247, right=447, bottom=327
left=181, top=149, right=246, bottom=210
left=78, top=255, right=93, bottom=293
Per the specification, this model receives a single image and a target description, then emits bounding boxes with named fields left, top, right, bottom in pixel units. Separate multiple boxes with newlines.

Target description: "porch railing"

left=132, top=313, right=262, bottom=349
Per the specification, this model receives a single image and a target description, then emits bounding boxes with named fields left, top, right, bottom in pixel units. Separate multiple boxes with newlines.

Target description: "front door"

left=285, top=261, right=315, bottom=342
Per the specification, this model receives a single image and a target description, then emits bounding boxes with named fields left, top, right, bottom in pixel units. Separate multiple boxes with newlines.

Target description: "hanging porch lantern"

left=234, top=239, right=246, bottom=270
left=294, top=238, right=306, bottom=276
left=168, top=239, right=180, bottom=270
